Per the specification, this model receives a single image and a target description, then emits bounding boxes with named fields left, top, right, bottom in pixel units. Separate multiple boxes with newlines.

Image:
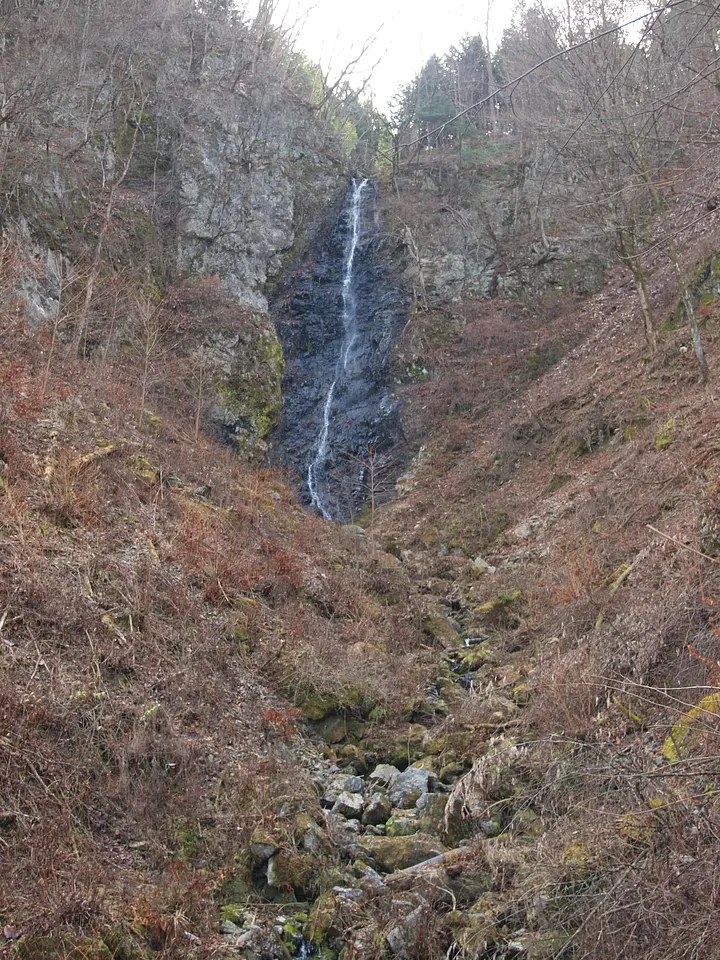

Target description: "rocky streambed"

left=213, top=627, right=563, bottom=960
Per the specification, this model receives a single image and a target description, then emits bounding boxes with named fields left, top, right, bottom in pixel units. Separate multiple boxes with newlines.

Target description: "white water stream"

left=307, top=178, right=368, bottom=519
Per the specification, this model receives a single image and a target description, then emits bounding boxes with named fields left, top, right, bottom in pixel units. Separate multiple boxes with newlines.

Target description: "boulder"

left=293, top=813, right=330, bottom=856
left=316, top=714, right=348, bottom=744
left=326, top=812, right=362, bottom=853
left=333, top=791, right=365, bottom=819
left=386, top=905, right=427, bottom=957
left=358, top=834, right=448, bottom=873
left=389, top=765, right=433, bottom=809
left=323, top=774, right=364, bottom=806
left=368, top=763, right=401, bottom=787
left=386, top=814, right=419, bottom=838
left=417, top=793, right=449, bottom=839
left=423, top=604, right=462, bottom=649
left=362, top=792, right=392, bottom=826
left=249, top=829, right=279, bottom=864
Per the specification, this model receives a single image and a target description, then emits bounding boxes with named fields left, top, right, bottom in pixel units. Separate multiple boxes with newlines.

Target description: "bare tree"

left=131, top=292, right=164, bottom=427
left=70, top=86, right=150, bottom=357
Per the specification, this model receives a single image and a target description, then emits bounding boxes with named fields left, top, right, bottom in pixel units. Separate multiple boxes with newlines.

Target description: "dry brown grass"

left=0, top=306, right=434, bottom=949
left=370, top=179, right=720, bottom=960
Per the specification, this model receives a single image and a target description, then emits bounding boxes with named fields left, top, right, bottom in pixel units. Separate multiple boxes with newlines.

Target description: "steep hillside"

left=370, top=162, right=720, bottom=958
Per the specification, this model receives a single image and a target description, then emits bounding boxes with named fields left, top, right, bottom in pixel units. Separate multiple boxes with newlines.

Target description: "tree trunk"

left=69, top=94, right=147, bottom=356
left=670, top=240, right=709, bottom=382
left=629, top=260, right=657, bottom=355
left=618, top=227, right=657, bottom=353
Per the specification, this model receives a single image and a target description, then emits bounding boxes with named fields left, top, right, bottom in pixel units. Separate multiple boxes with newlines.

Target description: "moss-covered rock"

left=418, top=793, right=450, bottom=840
left=511, top=808, right=544, bottom=840
left=653, top=419, right=676, bottom=451
left=293, top=812, right=333, bottom=858
left=423, top=604, right=463, bottom=649
left=440, top=760, right=469, bottom=783
left=337, top=743, right=369, bottom=774
left=219, top=903, right=247, bottom=925
left=205, top=317, right=283, bottom=458
left=305, top=890, right=343, bottom=949
left=460, top=644, right=496, bottom=671
left=358, top=833, right=447, bottom=872
left=297, top=682, right=376, bottom=724
left=314, top=714, right=348, bottom=744
left=101, top=927, right=153, bottom=960
left=385, top=814, right=420, bottom=837
left=301, top=692, right=338, bottom=721
left=474, top=589, right=522, bottom=618
left=402, top=694, right=450, bottom=721
left=127, top=455, right=159, bottom=484
left=219, top=867, right=253, bottom=903
left=448, top=895, right=504, bottom=953
left=250, top=828, right=280, bottom=863
left=384, top=724, right=427, bottom=770
left=267, top=850, right=323, bottom=899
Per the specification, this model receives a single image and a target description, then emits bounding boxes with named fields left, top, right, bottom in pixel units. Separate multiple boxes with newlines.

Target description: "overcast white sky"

left=245, top=1, right=516, bottom=109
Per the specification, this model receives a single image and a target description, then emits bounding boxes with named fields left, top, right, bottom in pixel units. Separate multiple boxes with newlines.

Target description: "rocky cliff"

left=271, top=180, right=410, bottom=520
left=1, top=1, right=348, bottom=460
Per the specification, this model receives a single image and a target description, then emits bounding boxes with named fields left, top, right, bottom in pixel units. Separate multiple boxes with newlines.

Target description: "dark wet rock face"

left=271, top=180, right=409, bottom=522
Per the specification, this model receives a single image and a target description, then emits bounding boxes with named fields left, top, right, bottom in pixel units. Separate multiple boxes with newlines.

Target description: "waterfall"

left=271, top=174, right=407, bottom=524
left=307, top=178, right=368, bottom=519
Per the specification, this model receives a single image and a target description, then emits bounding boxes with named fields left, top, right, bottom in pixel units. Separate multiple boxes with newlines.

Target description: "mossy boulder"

left=362, top=793, right=392, bottom=827
left=128, top=455, right=159, bottom=484
left=653, top=419, right=676, bottom=451
left=220, top=872, right=253, bottom=904
left=474, top=589, right=522, bottom=619
left=294, top=812, right=333, bottom=857
left=417, top=793, right=450, bottom=840
left=298, top=684, right=376, bottom=723
left=301, top=693, right=338, bottom=721
left=250, top=828, right=280, bottom=863
left=219, top=903, right=247, bottom=925
left=101, top=928, right=153, bottom=960
left=314, top=714, right=348, bottom=744
left=459, top=644, right=496, bottom=671
left=512, top=682, right=532, bottom=706
left=511, top=808, right=544, bottom=840
left=440, top=760, right=469, bottom=783
left=450, top=894, right=506, bottom=952
left=423, top=604, right=462, bottom=649
left=384, top=724, right=427, bottom=770
left=267, top=850, right=323, bottom=899
left=402, top=694, right=450, bottom=721
left=385, top=814, right=420, bottom=837
left=358, top=833, right=447, bottom=873
left=337, top=743, right=369, bottom=775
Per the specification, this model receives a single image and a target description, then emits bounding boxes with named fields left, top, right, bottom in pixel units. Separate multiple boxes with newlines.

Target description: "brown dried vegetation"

left=0, top=298, right=431, bottom=951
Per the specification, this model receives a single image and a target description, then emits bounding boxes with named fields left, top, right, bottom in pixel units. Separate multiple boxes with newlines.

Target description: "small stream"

left=271, top=179, right=409, bottom=522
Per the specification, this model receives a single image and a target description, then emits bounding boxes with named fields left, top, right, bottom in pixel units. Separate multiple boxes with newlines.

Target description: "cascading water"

left=271, top=177, right=409, bottom=523
left=306, top=178, right=368, bottom=519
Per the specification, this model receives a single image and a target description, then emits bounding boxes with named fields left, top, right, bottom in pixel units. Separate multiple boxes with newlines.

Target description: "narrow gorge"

left=4, top=2, right=720, bottom=959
